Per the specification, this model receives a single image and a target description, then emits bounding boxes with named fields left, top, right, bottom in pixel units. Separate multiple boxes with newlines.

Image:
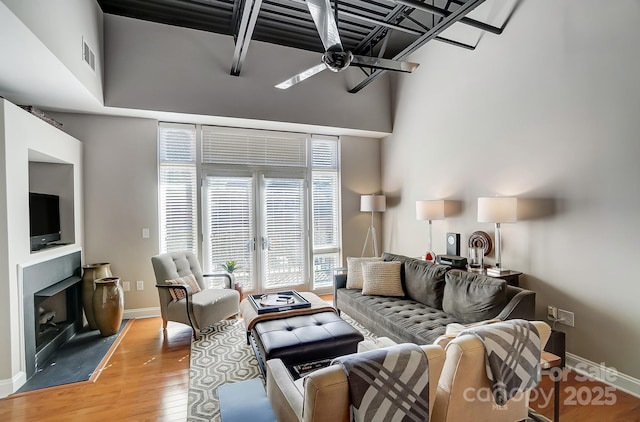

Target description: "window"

left=158, top=124, right=341, bottom=293
left=158, top=123, right=197, bottom=254
left=311, top=137, right=340, bottom=289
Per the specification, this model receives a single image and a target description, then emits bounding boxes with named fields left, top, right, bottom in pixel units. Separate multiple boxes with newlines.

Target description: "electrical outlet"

left=122, top=281, right=130, bottom=292
left=547, top=306, right=557, bottom=320
left=557, top=308, right=575, bottom=327
left=136, top=280, right=144, bottom=291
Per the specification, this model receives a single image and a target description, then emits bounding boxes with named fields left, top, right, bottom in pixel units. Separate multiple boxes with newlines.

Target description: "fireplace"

left=22, top=251, right=83, bottom=380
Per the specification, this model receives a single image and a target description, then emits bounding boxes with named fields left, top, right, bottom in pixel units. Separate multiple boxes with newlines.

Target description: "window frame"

left=158, top=124, right=341, bottom=294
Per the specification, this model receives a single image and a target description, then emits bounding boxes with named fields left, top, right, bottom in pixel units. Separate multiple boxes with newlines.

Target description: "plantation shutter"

left=158, top=123, right=197, bottom=254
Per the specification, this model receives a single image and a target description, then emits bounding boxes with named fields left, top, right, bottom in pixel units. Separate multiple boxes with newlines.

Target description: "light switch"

left=142, top=228, right=150, bottom=238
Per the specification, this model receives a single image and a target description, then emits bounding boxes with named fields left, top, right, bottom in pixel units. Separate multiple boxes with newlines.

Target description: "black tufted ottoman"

left=250, top=311, right=364, bottom=376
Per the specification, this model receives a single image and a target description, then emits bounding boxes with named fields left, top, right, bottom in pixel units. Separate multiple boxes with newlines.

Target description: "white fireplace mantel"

left=0, top=99, right=84, bottom=397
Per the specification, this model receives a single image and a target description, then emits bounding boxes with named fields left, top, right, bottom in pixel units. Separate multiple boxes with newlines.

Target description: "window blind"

left=202, top=126, right=307, bottom=167
left=263, top=177, right=306, bottom=288
left=311, top=137, right=340, bottom=288
left=158, top=123, right=197, bottom=254
left=204, top=176, right=255, bottom=290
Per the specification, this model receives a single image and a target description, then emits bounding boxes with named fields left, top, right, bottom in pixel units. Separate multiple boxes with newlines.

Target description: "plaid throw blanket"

left=332, top=343, right=430, bottom=422
left=459, top=319, right=541, bottom=405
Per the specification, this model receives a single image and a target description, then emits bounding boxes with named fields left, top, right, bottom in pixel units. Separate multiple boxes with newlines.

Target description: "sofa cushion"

left=337, top=288, right=458, bottom=344
left=442, top=270, right=507, bottom=323
left=361, top=261, right=404, bottom=297
left=346, top=257, right=383, bottom=289
left=403, top=259, right=448, bottom=309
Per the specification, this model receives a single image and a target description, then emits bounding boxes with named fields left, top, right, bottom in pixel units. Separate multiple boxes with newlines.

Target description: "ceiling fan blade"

left=275, top=63, right=328, bottom=89
left=351, top=55, right=420, bottom=73
left=306, top=0, right=343, bottom=52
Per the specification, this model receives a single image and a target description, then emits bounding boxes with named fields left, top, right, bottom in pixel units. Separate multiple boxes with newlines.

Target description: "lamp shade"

left=360, top=195, right=386, bottom=212
left=477, top=197, right=518, bottom=223
left=416, top=200, right=445, bottom=221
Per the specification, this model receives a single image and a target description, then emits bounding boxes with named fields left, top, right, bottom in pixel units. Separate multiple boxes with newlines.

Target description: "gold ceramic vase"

left=92, top=277, right=124, bottom=337
left=82, top=263, right=112, bottom=330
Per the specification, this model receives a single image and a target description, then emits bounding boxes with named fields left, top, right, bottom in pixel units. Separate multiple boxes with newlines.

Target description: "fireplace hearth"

left=22, top=251, right=83, bottom=380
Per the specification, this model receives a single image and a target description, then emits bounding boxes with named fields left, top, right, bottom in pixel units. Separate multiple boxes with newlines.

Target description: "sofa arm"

left=266, top=359, right=303, bottom=422
left=495, top=288, right=536, bottom=320
left=333, top=268, right=347, bottom=308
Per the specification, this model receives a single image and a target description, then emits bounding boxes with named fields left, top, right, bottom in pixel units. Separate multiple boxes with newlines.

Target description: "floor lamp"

left=360, top=194, right=386, bottom=257
left=477, top=197, right=517, bottom=274
left=416, top=200, right=445, bottom=262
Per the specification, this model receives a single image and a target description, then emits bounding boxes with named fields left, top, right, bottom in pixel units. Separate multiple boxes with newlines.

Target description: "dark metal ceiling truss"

left=98, top=0, right=508, bottom=92
left=349, top=0, right=489, bottom=93
left=230, top=0, right=263, bottom=75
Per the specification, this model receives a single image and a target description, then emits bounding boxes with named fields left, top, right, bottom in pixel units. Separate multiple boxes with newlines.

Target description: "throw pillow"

left=165, top=274, right=202, bottom=302
left=361, top=261, right=404, bottom=297
left=403, top=259, right=448, bottom=309
left=442, top=270, right=506, bottom=323
left=346, top=257, right=383, bottom=289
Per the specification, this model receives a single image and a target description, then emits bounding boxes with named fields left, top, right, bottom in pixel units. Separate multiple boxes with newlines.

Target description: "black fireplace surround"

left=22, top=251, right=83, bottom=380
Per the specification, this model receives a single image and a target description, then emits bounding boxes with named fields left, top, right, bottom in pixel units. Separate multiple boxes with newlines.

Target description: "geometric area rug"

left=188, top=319, right=260, bottom=422
left=187, top=314, right=376, bottom=422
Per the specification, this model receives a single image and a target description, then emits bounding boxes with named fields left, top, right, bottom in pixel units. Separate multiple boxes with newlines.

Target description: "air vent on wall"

left=82, top=38, right=95, bottom=71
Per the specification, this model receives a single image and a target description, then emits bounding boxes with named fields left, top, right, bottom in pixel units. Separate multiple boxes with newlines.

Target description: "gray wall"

left=52, top=114, right=382, bottom=310
left=382, top=0, right=640, bottom=379
left=103, top=14, right=392, bottom=134
left=50, top=113, right=159, bottom=311
left=340, top=136, right=383, bottom=260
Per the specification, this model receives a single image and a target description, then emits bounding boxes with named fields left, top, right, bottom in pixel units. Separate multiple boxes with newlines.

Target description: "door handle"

left=261, top=237, right=271, bottom=251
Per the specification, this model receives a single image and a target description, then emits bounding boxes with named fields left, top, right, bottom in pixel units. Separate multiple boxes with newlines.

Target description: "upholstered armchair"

left=266, top=344, right=446, bottom=422
left=151, top=251, right=240, bottom=340
left=431, top=320, right=551, bottom=422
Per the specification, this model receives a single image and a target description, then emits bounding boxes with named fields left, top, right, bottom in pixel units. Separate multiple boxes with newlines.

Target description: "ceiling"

left=0, top=0, right=513, bottom=137
left=97, top=0, right=508, bottom=92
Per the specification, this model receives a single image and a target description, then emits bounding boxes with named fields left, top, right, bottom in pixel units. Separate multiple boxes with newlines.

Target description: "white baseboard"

left=567, top=352, right=640, bottom=398
left=0, top=371, right=26, bottom=399
left=123, top=307, right=161, bottom=320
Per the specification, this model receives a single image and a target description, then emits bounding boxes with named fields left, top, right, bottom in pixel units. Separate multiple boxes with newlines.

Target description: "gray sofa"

left=334, top=253, right=535, bottom=344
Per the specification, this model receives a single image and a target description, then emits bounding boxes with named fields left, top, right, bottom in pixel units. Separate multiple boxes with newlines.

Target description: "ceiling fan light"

left=322, top=50, right=353, bottom=72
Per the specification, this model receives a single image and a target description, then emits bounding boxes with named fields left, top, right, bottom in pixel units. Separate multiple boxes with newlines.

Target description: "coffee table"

left=240, top=291, right=363, bottom=376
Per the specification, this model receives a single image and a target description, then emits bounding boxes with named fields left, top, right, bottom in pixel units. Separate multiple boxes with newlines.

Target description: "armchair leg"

left=192, top=328, right=200, bottom=341
left=162, top=319, right=168, bottom=330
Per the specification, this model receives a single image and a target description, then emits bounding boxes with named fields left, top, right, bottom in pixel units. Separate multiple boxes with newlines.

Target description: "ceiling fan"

left=275, top=0, right=420, bottom=89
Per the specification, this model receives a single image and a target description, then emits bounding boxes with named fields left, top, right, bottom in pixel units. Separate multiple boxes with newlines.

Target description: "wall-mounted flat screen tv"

left=29, top=192, right=61, bottom=251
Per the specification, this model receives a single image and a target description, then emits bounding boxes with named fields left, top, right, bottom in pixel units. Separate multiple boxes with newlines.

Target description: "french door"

left=202, top=171, right=308, bottom=293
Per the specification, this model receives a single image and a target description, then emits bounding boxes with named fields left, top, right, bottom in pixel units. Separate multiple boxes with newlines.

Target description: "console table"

left=463, top=267, right=522, bottom=287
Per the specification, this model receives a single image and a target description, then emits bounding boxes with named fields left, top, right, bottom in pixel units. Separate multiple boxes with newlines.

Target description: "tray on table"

left=248, top=290, right=311, bottom=314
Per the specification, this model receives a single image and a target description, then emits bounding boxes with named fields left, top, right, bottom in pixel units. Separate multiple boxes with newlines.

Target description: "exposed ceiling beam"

left=349, top=0, right=487, bottom=93
left=230, top=0, right=263, bottom=76
left=393, top=0, right=502, bottom=34
left=354, top=4, right=409, bottom=53
left=286, top=0, right=420, bottom=36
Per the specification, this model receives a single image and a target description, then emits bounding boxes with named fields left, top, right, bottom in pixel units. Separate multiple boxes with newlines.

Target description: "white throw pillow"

left=165, top=274, right=202, bottom=302
left=346, top=257, right=383, bottom=289
left=361, top=261, right=404, bottom=297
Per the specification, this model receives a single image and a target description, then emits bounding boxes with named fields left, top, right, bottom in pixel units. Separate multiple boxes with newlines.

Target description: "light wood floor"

left=0, top=316, right=638, bottom=421
left=0, top=318, right=192, bottom=421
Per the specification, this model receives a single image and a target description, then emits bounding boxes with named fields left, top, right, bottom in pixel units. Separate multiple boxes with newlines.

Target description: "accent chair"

left=151, top=251, right=240, bottom=340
